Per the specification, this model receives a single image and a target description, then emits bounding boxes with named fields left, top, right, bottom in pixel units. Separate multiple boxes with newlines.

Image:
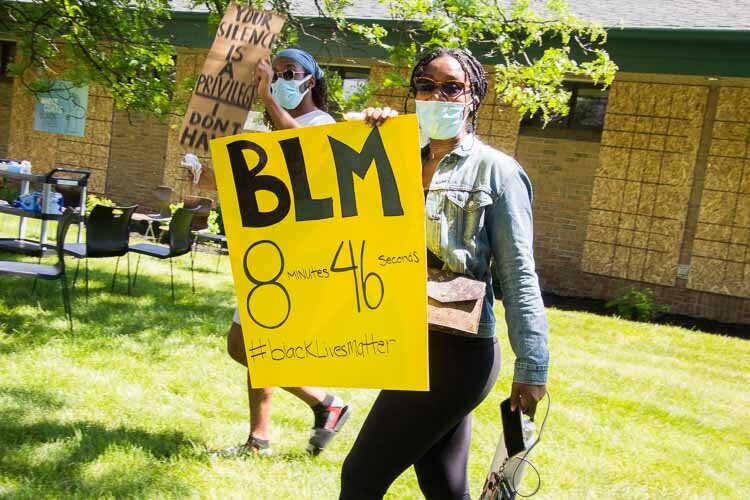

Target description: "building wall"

left=7, top=80, right=114, bottom=193
left=162, top=47, right=214, bottom=205
left=516, top=136, right=600, bottom=293
left=2, top=50, right=749, bottom=324
left=106, top=108, right=170, bottom=211
left=517, top=75, right=750, bottom=325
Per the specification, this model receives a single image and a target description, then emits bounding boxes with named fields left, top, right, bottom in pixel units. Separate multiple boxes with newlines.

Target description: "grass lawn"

left=1, top=215, right=749, bottom=499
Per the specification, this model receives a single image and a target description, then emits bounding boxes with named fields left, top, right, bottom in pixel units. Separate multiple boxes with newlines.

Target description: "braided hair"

left=407, top=48, right=487, bottom=133
left=311, top=75, right=328, bottom=112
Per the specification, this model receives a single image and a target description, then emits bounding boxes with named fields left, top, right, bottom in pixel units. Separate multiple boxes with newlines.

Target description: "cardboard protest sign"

left=210, top=115, right=428, bottom=390
left=180, top=3, right=284, bottom=153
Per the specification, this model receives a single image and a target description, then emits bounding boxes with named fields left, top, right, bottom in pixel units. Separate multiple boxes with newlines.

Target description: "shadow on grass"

left=0, top=252, right=235, bottom=352
left=0, top=385, right=201, bottom=498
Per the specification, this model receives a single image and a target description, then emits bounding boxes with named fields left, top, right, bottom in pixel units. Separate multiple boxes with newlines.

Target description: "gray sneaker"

left=211, top=436, right=272, bottom=458
left=307, top=397, right=352, bottom=456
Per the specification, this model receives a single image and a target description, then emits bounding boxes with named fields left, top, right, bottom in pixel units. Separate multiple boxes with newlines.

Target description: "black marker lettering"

left=279, top=136, right=334, bottom=222
left=329, top=127, right=404, bottom=218
left=227, top=140, right=291, bottom=227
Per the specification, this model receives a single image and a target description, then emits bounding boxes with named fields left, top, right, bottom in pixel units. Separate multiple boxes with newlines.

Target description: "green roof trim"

left=162, top=12, right=750, bottom=78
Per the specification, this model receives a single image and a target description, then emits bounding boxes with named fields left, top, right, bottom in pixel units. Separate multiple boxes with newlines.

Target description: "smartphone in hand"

left=500, top=397, right=527, bottom=458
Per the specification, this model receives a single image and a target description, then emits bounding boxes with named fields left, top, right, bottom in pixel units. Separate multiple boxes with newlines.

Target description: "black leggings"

left=340, top=331, right=500, bottom=499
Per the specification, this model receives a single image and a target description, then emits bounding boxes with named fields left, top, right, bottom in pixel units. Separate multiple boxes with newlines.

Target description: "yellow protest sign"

left=210, top=115, right=428, bottom=390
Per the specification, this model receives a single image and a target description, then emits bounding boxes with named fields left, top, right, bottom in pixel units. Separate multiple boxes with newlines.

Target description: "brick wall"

left=106, top=109, right=170, bottom=211
left=7, top=79, right=113, bottom=194
left=3, top=52, right=749, bottom=324
left=515, top=136, right=600, bottom=293
left=0, top=79, right=13, bottom=157
left=162, top=48, right=215, bottom=205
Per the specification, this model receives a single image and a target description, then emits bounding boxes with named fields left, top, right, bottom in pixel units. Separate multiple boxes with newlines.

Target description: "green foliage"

left=346, top=0, right=618, bottom=122
left=85, top=194, right=114, bottom=213
left=2, top=0, right=177, bottom=116
left=4, top=0, right=617, bottom=123
left=605, top=287, right=670, bottom=322
left=169, top=201, right=184, bottom=214
left=207, top=207, right=224, bottom=235
left=0, top=182, right=20, bottom=204
left=326, top=71, right=377, bottom=117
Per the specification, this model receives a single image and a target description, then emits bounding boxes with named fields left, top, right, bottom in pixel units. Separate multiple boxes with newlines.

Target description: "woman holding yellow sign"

left=339, top=48, right=549, bottom=498
left=220, top=48, right=350, bottom=458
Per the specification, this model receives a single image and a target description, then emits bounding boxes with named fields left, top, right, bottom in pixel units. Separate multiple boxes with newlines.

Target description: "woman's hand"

left=362, top=106, right=399, bottom=127
left=256, top=58, right=273, bottom=101
left=510, top=382, right=546, bottom=419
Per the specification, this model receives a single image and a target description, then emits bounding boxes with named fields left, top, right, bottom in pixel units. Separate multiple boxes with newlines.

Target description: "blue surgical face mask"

left=415, top=100, right=469, bottom=140
left=271, top=75, right=312, bottom=110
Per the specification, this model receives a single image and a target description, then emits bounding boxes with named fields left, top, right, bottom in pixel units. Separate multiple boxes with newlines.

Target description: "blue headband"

left=274, top=48, right=324, bottom=81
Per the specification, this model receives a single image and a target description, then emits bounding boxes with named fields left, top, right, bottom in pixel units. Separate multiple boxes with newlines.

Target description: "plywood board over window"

left=582, top=82, right=708, bottom=286
left=688, top=87, right=750, bottom=298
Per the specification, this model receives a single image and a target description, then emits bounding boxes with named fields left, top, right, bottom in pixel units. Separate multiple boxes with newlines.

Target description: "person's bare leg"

left=227, top=321, right=274, bottom=440
left=284, top=386, right=326, bottom=406
left=227, top=321, right=350, bottom=454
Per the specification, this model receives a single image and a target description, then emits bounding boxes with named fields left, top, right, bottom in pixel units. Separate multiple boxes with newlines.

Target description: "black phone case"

left=501, top=397, right=526, bottom=458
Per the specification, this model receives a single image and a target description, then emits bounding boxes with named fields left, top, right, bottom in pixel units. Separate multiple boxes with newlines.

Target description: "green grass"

left=1, top=215, right=749, bottom=499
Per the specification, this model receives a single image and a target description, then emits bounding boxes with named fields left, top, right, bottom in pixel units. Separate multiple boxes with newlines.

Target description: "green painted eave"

left=603, top=28, right=750, bottom=77
left=144, top=11, right=750, bottom=78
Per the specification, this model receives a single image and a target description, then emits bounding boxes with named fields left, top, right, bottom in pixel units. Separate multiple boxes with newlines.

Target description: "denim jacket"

left=424, top=135, right=549, bottom=385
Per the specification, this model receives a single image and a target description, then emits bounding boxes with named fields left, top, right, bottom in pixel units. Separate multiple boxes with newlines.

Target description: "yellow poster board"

left=210, top=115, right=428, bottom=390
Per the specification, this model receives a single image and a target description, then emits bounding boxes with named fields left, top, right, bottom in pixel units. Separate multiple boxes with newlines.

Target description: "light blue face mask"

left=271, top=75, right=312, bottom=110
left=415, top=100, right=469, bottom=140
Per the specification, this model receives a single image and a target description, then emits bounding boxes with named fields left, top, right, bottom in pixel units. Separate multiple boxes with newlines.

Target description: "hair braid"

left=311, top=76, right=328, bottom=112
left=406, top=48, right=487, bottom=133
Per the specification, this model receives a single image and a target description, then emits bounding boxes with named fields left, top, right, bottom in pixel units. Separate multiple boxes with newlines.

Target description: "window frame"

left=0, top=41, right=16, bottom=79
left=519, top=82, right=609, bottom=142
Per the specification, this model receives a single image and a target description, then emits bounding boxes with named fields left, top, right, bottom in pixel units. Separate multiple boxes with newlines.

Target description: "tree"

left=0, top=0, right=617, bottom=119
left=0, top=0, right=177, bottom=115
left=341, top=0, right=618, bottom=120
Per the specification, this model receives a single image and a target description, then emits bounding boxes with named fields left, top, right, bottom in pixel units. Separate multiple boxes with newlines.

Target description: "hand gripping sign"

left=210, top=115, right=428, bottom=390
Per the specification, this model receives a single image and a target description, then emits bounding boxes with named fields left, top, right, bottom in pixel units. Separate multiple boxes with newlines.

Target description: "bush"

left=605, top=287, right=669, bottom=322
left=0, top=181, right=20, bottom=204
left=86, top=194, right=115, bottom=213
left=208, top=206, right=224, bottom=235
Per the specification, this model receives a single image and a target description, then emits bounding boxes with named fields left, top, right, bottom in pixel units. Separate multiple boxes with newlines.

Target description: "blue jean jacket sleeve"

left=487, top=167, right=549, bottom=385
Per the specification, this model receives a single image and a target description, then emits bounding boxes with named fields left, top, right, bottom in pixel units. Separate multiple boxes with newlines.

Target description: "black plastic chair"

left=64, top=204, right=138, bottom=299
left=0, top=208, right=76, bottom=330
left=130, top=206, right=197, bottom=302
left=193, top=230, right=227, bottom=273
left=157, top=196, right=214, bottom=241
left=131, top=185, right=174, bottom=241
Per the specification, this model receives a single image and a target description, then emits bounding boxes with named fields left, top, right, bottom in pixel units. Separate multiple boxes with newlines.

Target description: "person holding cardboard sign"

left=220, top=48, right=350, bottom=458
left=339, top=48, right=549, bottom=498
